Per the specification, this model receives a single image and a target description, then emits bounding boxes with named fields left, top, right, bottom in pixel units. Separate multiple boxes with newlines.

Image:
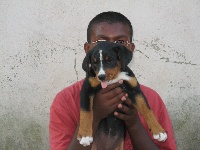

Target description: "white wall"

left=0, top=0, right=199, bottom=149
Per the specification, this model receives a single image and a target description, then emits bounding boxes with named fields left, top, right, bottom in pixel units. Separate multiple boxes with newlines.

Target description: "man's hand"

left=92, top=80, right=126, bottom=127
left=114, top=96, right=141, bottom=129
left=114, top=96, right=160, bottom=150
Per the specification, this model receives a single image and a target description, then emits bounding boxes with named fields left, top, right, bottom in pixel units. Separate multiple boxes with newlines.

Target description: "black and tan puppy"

left=77, top=41, right=167, bottom=149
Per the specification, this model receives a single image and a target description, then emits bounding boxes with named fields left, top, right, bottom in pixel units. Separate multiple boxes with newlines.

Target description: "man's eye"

left=115, top=40, right=125, bottom=44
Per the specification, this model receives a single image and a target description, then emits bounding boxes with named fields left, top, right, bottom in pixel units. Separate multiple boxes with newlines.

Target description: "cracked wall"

left=0, top=0, right=200, bottom=149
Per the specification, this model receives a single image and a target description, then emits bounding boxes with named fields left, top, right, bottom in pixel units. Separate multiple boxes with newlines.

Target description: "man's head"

left=84, top=11, right=135, bottom=52
left=87, top=11, right=133, bottom=42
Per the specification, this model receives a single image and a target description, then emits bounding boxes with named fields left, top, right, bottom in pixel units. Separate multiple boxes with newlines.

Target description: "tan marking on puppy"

left=105, top=62, right=121, bottom=80
left=78, top=96, right=94, bottom=139
left=127, top=77, right=138, bottom=87
left=144, top=110, right=165, bottom=134
left=134, top=94, right=165, bottom=134
left=89, top=77, right=101, bottom=87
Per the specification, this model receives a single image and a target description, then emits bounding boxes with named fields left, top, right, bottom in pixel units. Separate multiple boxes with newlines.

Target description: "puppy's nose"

left=98, top=74, right=106, bottom=81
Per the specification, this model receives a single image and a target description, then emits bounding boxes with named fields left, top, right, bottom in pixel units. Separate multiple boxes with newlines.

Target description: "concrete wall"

left=0, top=0, right=199, bottom=149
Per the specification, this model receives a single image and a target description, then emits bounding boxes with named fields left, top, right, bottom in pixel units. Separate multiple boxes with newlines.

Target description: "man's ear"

left=115, top=45, right=133, bottom=71
left=130, top=43, right=135, bottom=52
left=84, top=42, right=90, bottom=53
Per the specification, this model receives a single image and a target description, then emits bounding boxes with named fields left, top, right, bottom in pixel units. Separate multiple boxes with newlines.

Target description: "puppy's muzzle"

left=98, top=74, right=106, bottom=81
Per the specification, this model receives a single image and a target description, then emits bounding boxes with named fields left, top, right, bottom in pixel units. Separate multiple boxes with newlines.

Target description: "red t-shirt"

left=49, top=79, right=177, bottom=150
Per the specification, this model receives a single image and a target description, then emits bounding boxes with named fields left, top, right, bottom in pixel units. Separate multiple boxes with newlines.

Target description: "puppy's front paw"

left=153, top=132, right=167, bottom=142
left=78, top=136, right=93, bottom=147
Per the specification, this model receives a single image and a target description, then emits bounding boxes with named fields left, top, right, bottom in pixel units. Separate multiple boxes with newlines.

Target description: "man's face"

left=84, top=22, right=135, bottom=53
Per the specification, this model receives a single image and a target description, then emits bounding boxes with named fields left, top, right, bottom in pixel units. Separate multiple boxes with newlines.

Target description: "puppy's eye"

left=92, top=58, right=98, bottom=64
left=107, top=57, right=113, bottom=62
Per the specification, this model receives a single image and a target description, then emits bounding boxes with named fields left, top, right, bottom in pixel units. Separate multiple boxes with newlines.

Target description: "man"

left=49, top=11, right=177, bottom=150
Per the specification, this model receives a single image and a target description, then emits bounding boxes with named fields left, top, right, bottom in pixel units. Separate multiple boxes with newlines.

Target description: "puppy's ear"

left=115, top=45, right=133, bottom=71
left=82, top=50, right=95, bottom=76
left=82, top=51, right=91, bottom=73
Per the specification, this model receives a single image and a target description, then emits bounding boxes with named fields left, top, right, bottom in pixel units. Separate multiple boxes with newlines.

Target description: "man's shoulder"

left=140, top=84, right=159, bottom=96
left=140, top=84, right=165, bottom=109
left=61, top=79, right=84, bottom=94
left=51, top=79, right=84, bottom=108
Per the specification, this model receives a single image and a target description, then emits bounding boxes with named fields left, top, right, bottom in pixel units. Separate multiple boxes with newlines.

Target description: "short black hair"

left=87, top=11, right=133, bottom=42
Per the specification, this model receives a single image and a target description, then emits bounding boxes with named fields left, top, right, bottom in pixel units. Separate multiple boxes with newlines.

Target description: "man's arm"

left=49, top=105, right=75, bottom=150
left=50, top=103, right=93, bottom=150
left=115, top=98, right=159, bottom=150
left=67, top=126, right=92, bottom=150
left=115, top=88, right=177, bottom=150
left=49, top=89, right=81, bottom=150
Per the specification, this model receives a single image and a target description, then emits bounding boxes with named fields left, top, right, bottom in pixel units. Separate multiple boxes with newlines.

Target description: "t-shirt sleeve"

left=139, top=85, right=177, bottom=150
left=49, top=91, right=78, bottom=150
left=156, top=107, right=177, bottom=149
left=151, top=93, right=177, bottom=150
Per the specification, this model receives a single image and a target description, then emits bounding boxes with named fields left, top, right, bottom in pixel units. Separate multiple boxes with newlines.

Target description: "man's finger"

left=114, top=111, right=128, bottom=121
left=123, top=97, right=134, bottom=108
left=107, top=92, right=125, bottom=106
left=117, top=103, right=132, bottom=115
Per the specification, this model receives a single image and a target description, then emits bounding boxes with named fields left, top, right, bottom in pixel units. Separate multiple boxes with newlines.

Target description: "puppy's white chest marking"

left=108, top=72, right=130, bottom=85
left=98, top=50, right=105, bottom=76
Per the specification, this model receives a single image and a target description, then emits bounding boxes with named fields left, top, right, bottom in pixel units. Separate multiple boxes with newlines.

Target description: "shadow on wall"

left=169, top=95, right=200, bottom=150
left=0, top=97, right=199, bottom=150
left=0, top=116, right=48, bottom=150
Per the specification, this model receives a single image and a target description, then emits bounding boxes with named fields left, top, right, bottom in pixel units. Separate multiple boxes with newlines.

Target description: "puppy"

left=77, top=41, right=167, bottom=149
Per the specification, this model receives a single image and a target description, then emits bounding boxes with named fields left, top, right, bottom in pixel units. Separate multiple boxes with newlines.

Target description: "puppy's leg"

left=78, top=96, right=94, bottom=146
left=126, top=77, right=167, bottom=142
left=134, top=94, right=167, bottom=142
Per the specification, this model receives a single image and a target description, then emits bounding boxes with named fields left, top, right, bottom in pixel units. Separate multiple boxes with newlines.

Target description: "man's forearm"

left=127, top=118, right=159, bottom=150
left=68, top=120, right=100, bottom=150
left=67, top=126, right=92, bottom=150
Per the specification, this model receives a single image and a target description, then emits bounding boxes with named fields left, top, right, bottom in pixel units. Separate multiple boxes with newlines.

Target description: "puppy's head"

left=82, top=41, right=132, bottom=88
